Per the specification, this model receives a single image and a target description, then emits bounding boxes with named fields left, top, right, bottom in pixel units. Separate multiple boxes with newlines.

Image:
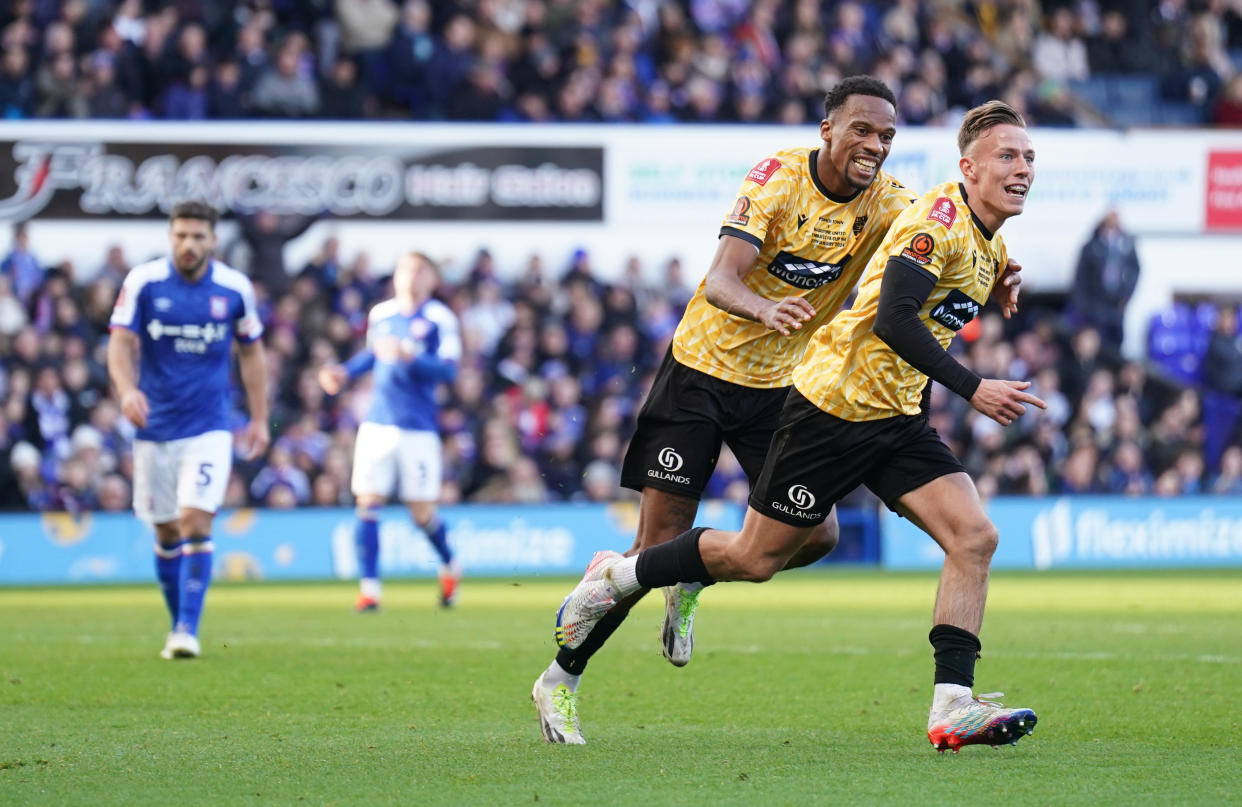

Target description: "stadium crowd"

left=0, top=0, right=1241, bottom=127
left=2, top=221, right=1241, bottom=513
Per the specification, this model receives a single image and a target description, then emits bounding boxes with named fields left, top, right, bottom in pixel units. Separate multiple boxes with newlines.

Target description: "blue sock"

left=154, top=541, right=183, bottom=630
left=420, top=517, right=453, bottom=566
left=175, top=536, right=214, bottom=637
left=356, top=517, right=380, bottom=580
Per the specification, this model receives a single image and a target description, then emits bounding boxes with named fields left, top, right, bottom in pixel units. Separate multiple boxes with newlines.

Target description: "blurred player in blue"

left=107, top=201, right=270, bottom=660
left=318, top=251, right=462, bottom=610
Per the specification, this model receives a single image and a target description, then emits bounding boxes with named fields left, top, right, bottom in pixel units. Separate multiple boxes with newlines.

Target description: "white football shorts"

left=132, top=429, right=233, bottom=524
left=351, top=422, right=443, bottom=502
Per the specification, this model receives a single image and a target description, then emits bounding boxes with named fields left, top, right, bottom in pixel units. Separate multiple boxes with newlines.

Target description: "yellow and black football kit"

left=672, top=146, right=917, bottom=389
left=621, top=146, right=918, bottom=499
left=796, top=180, right=1007, bottom=419
left=750, top=181, right=1010, bottom=525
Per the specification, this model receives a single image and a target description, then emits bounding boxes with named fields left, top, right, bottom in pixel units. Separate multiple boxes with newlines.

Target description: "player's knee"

left=807, top=518, right=840, bottom=557
left=356, top=504, right=379, bottom=521
left=956, top=518, right=998, bottom=562
left=155, top=522, right=180, bottom=546
left=178, top=512, right=212, bottom=537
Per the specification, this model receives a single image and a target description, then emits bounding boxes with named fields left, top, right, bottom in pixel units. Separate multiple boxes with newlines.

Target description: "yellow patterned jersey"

left=671, top=146, right=917, bottom=388
left=793, top=180, right=1008, bottom=420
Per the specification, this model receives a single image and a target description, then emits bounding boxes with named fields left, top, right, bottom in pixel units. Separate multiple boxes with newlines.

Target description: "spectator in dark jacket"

left=236, top=209, right=319, bottom=297
left=1066, top=210, right=1141, bottom=355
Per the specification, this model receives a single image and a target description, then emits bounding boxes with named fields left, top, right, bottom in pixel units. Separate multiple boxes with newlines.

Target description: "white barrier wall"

left=1, top=121, right=1239, bottom=357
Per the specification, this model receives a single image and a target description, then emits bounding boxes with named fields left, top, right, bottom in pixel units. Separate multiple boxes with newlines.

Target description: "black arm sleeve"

left=872, top=258, right=982, bottom=401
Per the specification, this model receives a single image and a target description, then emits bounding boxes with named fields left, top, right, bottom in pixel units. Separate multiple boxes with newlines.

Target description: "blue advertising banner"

left=882, top=496, right=1242, bottom=570
left=0, top=501, right=745, bottom=586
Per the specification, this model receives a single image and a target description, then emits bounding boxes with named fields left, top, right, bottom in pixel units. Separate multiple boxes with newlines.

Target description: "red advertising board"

left=1206, top=151, right=1242, bottom=230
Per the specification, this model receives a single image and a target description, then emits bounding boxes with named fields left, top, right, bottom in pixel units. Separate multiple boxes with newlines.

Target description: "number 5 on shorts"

left=198, top=462, right=212, bottom=488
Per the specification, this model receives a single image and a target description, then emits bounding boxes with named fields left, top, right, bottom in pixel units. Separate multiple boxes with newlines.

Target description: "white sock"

left=932, top=683, right=972, bottom=712
left=544, top=660, right=581, bottom=692
left=677, top=581, right=705, bottom=594
left=360, top=578, right=382, bottom=599
left=609, top=555, right=640, bottom=596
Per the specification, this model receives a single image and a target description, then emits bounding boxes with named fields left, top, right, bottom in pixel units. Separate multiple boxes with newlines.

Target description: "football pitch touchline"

left=59, top=632, right=1242, bottom=664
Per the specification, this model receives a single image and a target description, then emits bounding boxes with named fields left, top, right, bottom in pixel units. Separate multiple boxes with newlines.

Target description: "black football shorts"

left=620, top=349, right=790, bottom=499
left=749, top=388, right=966, bottom=527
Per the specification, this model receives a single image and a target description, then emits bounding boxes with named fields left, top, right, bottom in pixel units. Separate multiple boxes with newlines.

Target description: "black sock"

left=634, top=527, right=714, bottom=589
left=554, top=599, right=638, bottom=676
left=929, top=624, right=981, bottom=688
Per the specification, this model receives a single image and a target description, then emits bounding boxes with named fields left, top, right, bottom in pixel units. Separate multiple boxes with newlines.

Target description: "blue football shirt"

left=110, top=258, right=263, bottom=442
left=361, top=297, right=461, bottom=431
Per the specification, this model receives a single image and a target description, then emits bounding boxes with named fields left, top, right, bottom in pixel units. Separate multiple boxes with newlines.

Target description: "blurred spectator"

left=1032, top=7, right=1090, bottom=84
left=160, top=64, right=208, bottom=119
left=1066, top=210, right=1141, bottom=356
left=250, top=38, right=320, bottom=118
left=85, top=54, right=128, bottom=118
left=1214, top=74, right=1242, bottom=126
left=35, top=49, right=87, bottom=118
left=1057, top=441, right=1101, bottom=494
left=300, top=236, right=343, bottom=291
left=1210, top=445, right=1242, bottom=494
left=577, top=458, right=621, bottom=502
left=425, top=12, right=475, bottom=117
left=0, top=275, right=28, bottom=336
left=1201, top=304, right=1242, bottom=471
left=208, top=59, right=246, bottom=118
left=9, top=440, right=51, bottom=509
left=2, top=223, right=43, bottom=307
left=97, top=472, right=131, bottom=511
left=1105, top=440, right=1152, bottom=495
left=26, top=364, right=73, bottom=457
left=1087, top=9, right=1155, bottom=75
left=320, top=56, right=370, bottom=119
left=336, top=0, right=400, bottom=58
left=1162, top=12, right=1233, bottom=109
left=1203, top=305, right=1242, bottom=396
left=234, top=209, right=319, bottom=297
left=250, top=443, right=311, bottom=504
left=0, top=45, right=35, bottom=117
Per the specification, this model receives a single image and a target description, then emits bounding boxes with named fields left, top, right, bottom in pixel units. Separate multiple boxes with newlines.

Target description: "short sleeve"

left=428, top=302, right=462, bottom=362
left=234, top=277, right=263, bottom=343
left=718, top=154, right=797, bottom=250
left=109, top=269, right=145, bottom=331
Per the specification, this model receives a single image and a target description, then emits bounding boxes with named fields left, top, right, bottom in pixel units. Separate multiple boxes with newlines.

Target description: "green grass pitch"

left=2, top=570, right=1239, bottom=806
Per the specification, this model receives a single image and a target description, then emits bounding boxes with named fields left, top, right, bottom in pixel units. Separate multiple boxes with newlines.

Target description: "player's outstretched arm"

left=990, top=258, right=1022, bottom=319
left=873, top=259, right=1046, bottom=426
left=106, top=327, right=149, bottom=428
left=237, top=339, right=271, bottom=460
left=704, top=234, right=815, bottom=336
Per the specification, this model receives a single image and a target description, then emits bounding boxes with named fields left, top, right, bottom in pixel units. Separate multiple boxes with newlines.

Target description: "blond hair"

left=957, top=101, right=1026, bottom=155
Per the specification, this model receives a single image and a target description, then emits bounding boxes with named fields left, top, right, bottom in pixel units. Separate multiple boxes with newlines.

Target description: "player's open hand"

left=239, top=419, right=271, bottom=461
left=120, top=389, right=149, bottom=428
left=317, top=364, right=347, bottom=395
left=991, top=259, right=1022, bottom=319
left=759, top=296, right=816, bottom=336
left=969, top=379, right=1046, bottom=426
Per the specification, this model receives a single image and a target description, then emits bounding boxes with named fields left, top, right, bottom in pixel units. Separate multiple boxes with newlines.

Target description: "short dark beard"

left=175, top=255, right=208, bottom=280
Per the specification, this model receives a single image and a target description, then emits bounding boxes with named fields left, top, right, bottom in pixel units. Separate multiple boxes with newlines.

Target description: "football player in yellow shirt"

left=555, top=101, right=1045, bottom=753
left=532, top=78, right=1021, bottom=745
